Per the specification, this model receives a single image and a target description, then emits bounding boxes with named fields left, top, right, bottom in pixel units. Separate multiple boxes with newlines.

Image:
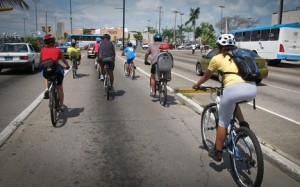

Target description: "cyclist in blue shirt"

left=122, top=41, right=136, bottom=75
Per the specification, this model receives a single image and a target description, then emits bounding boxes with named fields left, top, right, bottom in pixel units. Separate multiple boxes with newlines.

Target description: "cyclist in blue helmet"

left=144, top=33, right=163, bottom=97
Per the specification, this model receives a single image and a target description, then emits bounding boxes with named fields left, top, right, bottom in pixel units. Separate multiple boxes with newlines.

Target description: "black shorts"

left=151, top=63, right=157, bottom=74
left=100, top=57, right=115, bottom=71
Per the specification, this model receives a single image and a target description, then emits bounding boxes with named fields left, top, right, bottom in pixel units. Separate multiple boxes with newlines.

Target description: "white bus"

left=65, top=34, right=102, bottom=49
left=229, top=23, right=300, bottom=65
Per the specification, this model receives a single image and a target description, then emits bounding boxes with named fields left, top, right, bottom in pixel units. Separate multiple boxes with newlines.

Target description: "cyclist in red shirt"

left=40, top=34, right=70, bottom=111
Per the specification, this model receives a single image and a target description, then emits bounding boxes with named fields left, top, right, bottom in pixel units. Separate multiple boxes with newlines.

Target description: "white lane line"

left=0, top=69, right=70, bottom=146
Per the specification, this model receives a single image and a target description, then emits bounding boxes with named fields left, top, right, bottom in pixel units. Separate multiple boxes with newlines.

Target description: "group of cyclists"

left=40, top=32, right=255, bottom=164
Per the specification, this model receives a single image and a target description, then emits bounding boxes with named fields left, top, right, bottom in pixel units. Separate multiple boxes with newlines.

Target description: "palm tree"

left=185, top=7, right=200, bottom=43
left=0, top=0, right=29, bottom=9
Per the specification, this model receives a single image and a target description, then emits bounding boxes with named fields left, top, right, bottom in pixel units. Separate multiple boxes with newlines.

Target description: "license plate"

left=5, top=57, right=13, bottom=61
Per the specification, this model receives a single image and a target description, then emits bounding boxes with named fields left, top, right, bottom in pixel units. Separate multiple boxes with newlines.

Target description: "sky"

left=0, top=0, right=299, bottom=37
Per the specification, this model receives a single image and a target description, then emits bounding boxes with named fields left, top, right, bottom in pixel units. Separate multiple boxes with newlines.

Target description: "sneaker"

left=133, top=65, right=136, bottom=69
left=208, top=148, right=223, bottom=162
left=100, top=75, right=104, bottom=81
left=44, top=90, right=49, bottom=99
left=240, top=121, right=250, bottom=129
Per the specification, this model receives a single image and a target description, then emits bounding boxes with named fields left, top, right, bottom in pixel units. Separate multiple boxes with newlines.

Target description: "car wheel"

left=255, top=78, right=262, bottom=85
left=29, top=61, right=35, bottom=73
left=196, top=63, right=204, bottom=76
left=0, top=68, right=2, bottom=74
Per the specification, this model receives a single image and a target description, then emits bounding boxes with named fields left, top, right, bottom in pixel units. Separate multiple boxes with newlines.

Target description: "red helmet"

left=43, top=34, right=55, bottom=45
left=159, top=43, right=170, bottom=50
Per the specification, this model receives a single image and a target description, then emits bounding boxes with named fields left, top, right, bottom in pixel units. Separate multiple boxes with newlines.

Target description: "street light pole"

left=219, top=6, right=225, bottom=34
left=147, top=19, right=150, bottom=43
left=122, top=0, right=125, bottom=49
left=70, top=0, right=72, bottom=34
left=172, top=10, right=179, bottom=46
left=180, top=12, right=184, bottom=44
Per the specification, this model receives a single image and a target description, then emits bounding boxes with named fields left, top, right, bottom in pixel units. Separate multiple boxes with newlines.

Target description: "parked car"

left=142, top=43, right=149, bottom=50
left=57, top=42, right=70, bottom=59
left=195, top=48, right=268, bottom=84
left=86, top=43, right=96, bottom=58
left=0, top=43, right=40, bottom=74
left=178, top=43, right=193, bottom=50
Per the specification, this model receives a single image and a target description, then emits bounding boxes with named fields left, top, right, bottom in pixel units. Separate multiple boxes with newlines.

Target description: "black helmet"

left=43, top=34, right=55, bottom=45
left=153, top=33, right=162, bottom=42
left=103, top=34, right=111, bottom=40
left=127, top=41, right=132, bottom=47
left=71, top=39, right=76, bottom=47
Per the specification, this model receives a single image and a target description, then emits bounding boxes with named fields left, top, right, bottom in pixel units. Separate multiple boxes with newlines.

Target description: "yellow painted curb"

left=173, top=87, right=215, bottom=94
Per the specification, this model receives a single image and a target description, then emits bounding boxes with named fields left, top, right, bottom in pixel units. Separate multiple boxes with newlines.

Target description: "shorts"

left=126, top=58, right=135, bottom=64
left=151, top=63, right=157, bottom=74
left=218, top=82, right=257, bottom=128
left=100, top=57, right=115, bottom=71
left=42, top=67, right=64, bottom=85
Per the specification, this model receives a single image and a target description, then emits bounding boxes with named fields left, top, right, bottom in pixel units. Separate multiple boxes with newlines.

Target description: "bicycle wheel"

left=104, top=73, right=110, bottom=100
left=159, top=80, right=167, bottom=106
left=49, top=87, right=58, bottom=127
left=72, top=60, right=77, bottom=79
left=130, top=63, right=135, bottom=80
left=201, top=103, right=218, bottom=151
left=230, top=127, right=264, bottom=187
left=123, top=62, right=129, bottom=76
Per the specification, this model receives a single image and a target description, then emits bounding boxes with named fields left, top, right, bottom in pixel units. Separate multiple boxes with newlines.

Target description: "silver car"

left=0, top=43, right=40, bottom=74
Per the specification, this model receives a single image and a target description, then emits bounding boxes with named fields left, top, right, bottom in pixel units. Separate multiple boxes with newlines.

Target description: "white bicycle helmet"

left=217, top=34, right=236, bottom=46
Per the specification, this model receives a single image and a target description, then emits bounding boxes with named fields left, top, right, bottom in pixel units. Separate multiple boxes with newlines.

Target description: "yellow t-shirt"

left=208, top=53, right=245, bottom=86
left=67, top=47, right=80, bottom=59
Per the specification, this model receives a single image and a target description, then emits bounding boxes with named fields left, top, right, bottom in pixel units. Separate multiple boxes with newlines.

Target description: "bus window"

left=243, top=31, right=251, bottom=41
left=270, top=28, right=279, bottom=41
left=261, top=29, right=270, bottom=41
left=235, top=32, right=243, bottom=42
left=251, top=30, right=261, bottom=41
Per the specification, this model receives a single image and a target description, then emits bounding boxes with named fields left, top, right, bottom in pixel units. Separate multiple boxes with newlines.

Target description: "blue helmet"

left=153, top=33, right=162, bottom=42
left=96, top=37, right=101, bottom=43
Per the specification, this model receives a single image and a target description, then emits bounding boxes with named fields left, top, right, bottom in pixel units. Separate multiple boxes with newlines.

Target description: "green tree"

left=0, top=0, right=29, bottom=9
left=184, top=26, right=193, bottom=42
left=133, top=32, right=143, bottom=42
left=83, top=29, right=91, bottom=34
left=195, top=22, right=217, bottom=48
left=185, top=7, right=200, bottom=43
left=64, top=32, right=68, bottom=39
left=162, top=28, right=173, bottom=43
left=24, top=37, right=41, bottom=51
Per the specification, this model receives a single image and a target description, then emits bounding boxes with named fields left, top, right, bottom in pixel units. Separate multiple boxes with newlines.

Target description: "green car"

left=195, top=48, right=268, bottom=84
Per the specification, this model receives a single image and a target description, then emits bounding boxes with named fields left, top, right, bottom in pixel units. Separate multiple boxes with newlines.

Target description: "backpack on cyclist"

left=40, top=58, right=58, bottom=79
left=225, top=49, right=260, bottom=82
left=157, top=52, right=173, bottom=72
left=156, top=52, right=174, bottom=81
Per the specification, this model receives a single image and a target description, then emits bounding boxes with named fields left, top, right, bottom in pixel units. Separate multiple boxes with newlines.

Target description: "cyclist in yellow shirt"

left=67, top=40, right=81, bottom=69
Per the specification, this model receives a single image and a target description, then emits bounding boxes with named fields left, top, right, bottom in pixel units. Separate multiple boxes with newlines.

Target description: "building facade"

left=272, top=7, right=300, bottom=25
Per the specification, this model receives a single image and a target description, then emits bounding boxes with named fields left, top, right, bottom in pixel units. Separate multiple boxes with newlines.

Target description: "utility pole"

left=70, top=0, right=72, bottom=34
left=46, top=11, right=48, bottom=34
left=219, top=5, right=225, bottom=34
left=278, top=0, right=284, bottom=24
left=180, top=12, right=184, bottom=44
left=172, top=10, right=179, bottom=45
left=23, top=18, right=27, bottom=37
left=32, top=0, right=39, bottom=34
left=158, top=6, right=162, bottom=34
left=147, top=19, right=150, bottom=43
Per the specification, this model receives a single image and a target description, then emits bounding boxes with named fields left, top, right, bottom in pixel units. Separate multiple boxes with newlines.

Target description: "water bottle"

left=216, top=96, right=221, bottom=110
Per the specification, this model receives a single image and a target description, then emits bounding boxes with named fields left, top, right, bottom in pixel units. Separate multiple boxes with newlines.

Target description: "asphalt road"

left=0, top=49, right=299, bottom=186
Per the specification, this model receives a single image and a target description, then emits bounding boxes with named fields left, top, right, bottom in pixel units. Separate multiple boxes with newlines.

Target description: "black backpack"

left=225, top=49, right=260, bottom=82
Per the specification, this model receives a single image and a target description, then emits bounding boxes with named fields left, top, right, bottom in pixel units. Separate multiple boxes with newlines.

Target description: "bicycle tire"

left=124, top=62, right=129, bottom=76
left=230, top=127, right=264, bottom=187
left=104, top=73, right=110, bottom=100
left=130, top=63, right=135, bottom=80
left=72, top=60, right=77, bottom=79
left=49, top=87, right=58, bottom=127
left=201, top=103, right=218, bottom=151
left=159, top=80, right=167, bottom=106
